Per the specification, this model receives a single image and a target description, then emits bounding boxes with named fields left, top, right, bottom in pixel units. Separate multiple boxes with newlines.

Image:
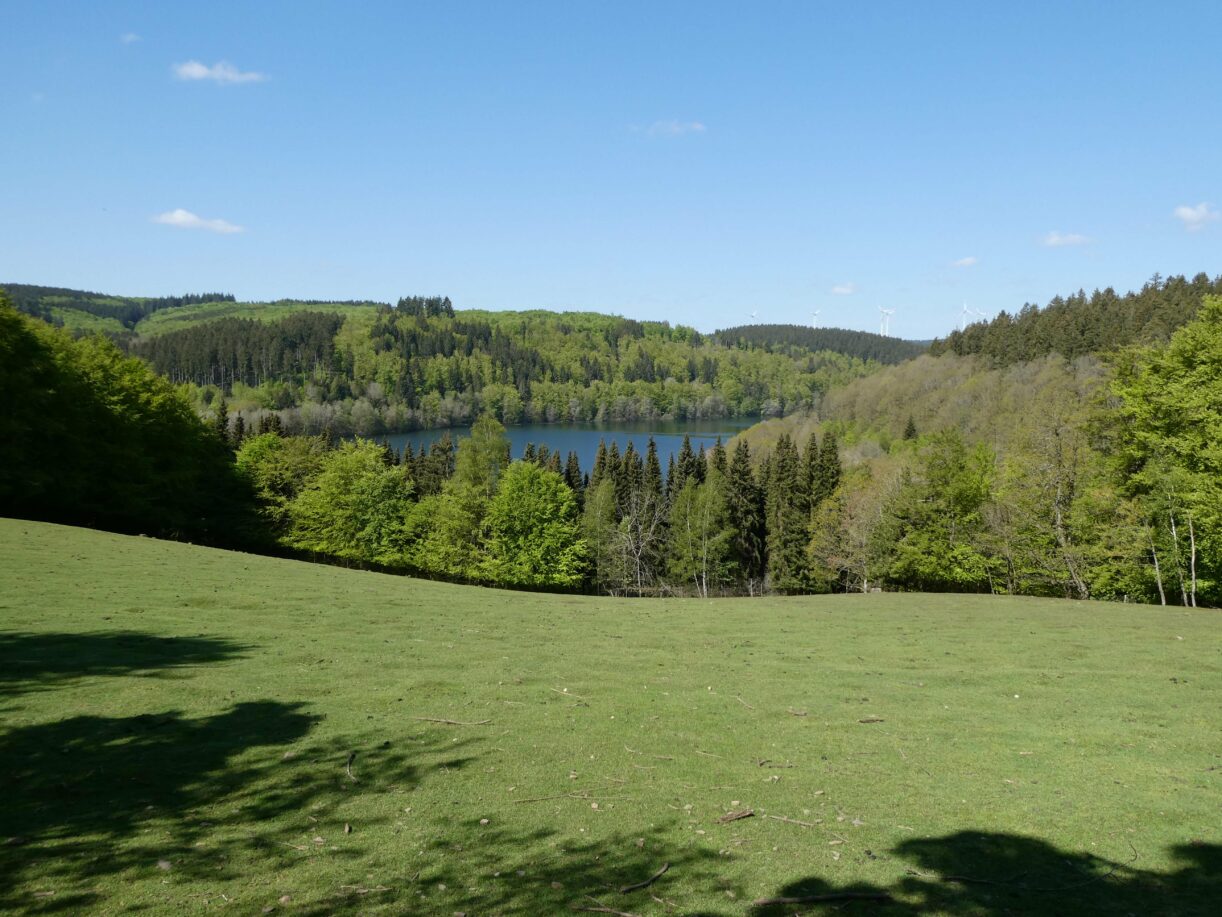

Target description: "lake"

left=378, top=419, right=756, bottom=477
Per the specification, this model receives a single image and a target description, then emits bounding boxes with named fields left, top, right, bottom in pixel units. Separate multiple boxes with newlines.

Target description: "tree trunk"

left=1149, top=526, right=1167, bottom=606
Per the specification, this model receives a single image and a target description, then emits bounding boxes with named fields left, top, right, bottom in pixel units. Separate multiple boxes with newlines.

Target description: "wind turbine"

left=749, top=309, right=758, bottom=323
left=959, top=301, right=972, bottom=331
left=810, top=310, right=820, bottom=328
left=878, top=307, right=895, bottom=336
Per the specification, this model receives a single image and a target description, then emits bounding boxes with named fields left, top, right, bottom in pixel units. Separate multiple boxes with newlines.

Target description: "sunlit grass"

left=0, top=518, right=1217, bottom=915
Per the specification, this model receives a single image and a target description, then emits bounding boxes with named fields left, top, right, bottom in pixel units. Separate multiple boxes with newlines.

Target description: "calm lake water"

left=378, top=419, right=756, bottom=476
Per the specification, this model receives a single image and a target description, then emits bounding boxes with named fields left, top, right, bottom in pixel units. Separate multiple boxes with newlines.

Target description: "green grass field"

left=0, top=519, right=1217, bottom=915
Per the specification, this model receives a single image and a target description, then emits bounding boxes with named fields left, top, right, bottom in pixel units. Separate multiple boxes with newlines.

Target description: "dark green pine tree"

left=212, top=397, right=230, bottom=447
left=564, top=450, right=584, bottom=503
left=618, top=442, right=642, bottom=513
left=644, top=439, right=664, bottom=508
left=727, top=440, right=764, bottom=589
left=710, top=437, right=728, bottom=477
left=590, top=439, right=608, bottom=489
left=231, top=414, right=246, bottom=448
left=547, top=451, right=562, bottom=474
left=673, top=434, right=697, bottom=495
left=606, top=441, right=624, bottom=513
left=665, top=453, right=677, bottom=504
left=812, top=429, right=842, bottom=506
left=765, top=434, right=808, bottom=593
left=523, top=442, right=537, bottom=463
left=802, top=431, right=821, bottom=512
left=903, top=415, right=918, bottom=440
left=381, top=441, right=397, bottom=467
left=537, top=445, right=552, bottom=468
left=694, top=443, right=707, bottom=484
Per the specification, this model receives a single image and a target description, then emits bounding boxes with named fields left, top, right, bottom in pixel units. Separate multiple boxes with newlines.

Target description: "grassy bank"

left=0, top=519, right=1217, bottom=914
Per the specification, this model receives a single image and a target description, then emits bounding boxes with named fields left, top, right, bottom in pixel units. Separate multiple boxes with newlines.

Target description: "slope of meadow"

left=0, top=519, right=1217, bottom=915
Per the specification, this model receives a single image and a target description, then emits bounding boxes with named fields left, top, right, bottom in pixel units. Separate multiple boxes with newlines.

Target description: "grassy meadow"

left=0, top=518, right=1217, bottom=915
left=132, top=301, right=381, bottom=337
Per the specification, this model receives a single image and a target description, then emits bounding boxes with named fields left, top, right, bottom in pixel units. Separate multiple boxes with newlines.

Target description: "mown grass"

left=0, top=518, right=1217, bottom=915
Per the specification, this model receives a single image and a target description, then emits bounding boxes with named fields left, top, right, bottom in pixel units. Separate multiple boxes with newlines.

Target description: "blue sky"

left=3, top=1, right=1219, bottom=338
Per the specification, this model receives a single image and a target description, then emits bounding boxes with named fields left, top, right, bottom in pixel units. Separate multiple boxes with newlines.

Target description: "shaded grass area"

left=0, top=518, right=1218, bottom=915
left=132, top=301, right=379, bottom=337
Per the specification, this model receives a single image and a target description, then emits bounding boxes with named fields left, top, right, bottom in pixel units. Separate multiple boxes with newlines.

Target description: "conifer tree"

left=213, top=397, right=230, bottom=446
left=765, top=434, right=807, bottom=592
left=727, top=440, right=765, bottom=591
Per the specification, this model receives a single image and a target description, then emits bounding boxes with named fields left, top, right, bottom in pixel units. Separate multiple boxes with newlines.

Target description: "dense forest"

left=2, top=280, right=1219, bottom=605
left=735, top=287, right=1222, bottom=607
left=713, top=323, right=926, bottom=364
left=133, top=306, right=882, bottom=432
left=930, top=272, right=1222, bottom=365
left=0, top=296, right=261, bottom=544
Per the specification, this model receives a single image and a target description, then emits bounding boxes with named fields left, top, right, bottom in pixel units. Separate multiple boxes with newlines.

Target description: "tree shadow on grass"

left=296, top=817, right=739, bottom=916
left=753, top=831, right=1220, bottom=917
left=0, top=702, right=486, bottom=913
left=0, top=630, right=248, bottom=699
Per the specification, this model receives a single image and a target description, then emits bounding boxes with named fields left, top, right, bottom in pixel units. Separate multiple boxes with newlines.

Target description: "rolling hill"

left=1, top=518, right=1217, bottom=915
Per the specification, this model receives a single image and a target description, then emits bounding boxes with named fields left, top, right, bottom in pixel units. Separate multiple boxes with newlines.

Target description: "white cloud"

left=645, top=120, right=706, bottom=137
left=951, top=256, right=978, bottom=267
left=1174, top=202, right=1219, bottom=232
left=152, top=208, right=244, bottom=234
left=172, top=60, right=266, bottom=84
left=831, top=282, right=857, bottom=295
left=120, top=32, right=141, bottom=44
left=1043, top=230, right=1089, bottom=247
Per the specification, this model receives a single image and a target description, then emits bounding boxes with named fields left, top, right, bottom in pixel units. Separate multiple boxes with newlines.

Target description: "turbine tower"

left=878, top=307, right=895, bottom=337
left=749, top=309, right=758, bottom=323
left=810, top=310, right=820, bottom=328
left=959, top=302, right=972, bottom=331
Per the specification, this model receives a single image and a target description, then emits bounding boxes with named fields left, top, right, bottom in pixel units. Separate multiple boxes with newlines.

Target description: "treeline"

left=2, top=283, right=236, bottom=329
left=930, top=272, right=1222, bottom=365
left=0, top=295, right=261, bottom=544
left=226, top=410, right=843, bottom=595
left=713, top=324, right=926, bottom=365
left=741, top=296, right=1222, bottom=606
left=134, top=312, right=345, bottom=389
left=139, top=307, right=881, bottom=432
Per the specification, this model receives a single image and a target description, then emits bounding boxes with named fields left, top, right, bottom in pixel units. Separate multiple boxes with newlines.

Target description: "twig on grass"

left=734, top=695, right=755, bottom=709
left=695, top=750, right=723, bottom=759
left=552, top=687, right=588, bottom=700
left=716, top=808, right=755, bottom=824
left=345, top=752, right=357, bottom=782
left=619, top=862, right=670, bottom=894
left=624, top=746, right=674, bottom=760
left=751, top=891, right=893, bottom=906
left=575, top=896, right=643, bottom=916
left=765, top=814, right=817, bottom=828
left=412, top=717, right=492, bottom=726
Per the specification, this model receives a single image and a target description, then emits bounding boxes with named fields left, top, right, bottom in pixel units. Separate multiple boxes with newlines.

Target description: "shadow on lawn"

left=754, top=831, right=1221, bottom=917
left=0, top=630, right=485, bottom=913
left=0, top=630, right=248, bottom=698
left=297, top=818, right=739, bottom=917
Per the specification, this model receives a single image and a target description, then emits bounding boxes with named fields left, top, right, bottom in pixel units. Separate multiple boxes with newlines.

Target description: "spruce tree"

left=903, top=415, right=918, bottom=440
left=765, top=434, right=807, bottom=592
left=591, top=440, right=608, bottom=490
left=213, top=397, right=230, bottom=447
left=727, top=440, right=764, bottom=589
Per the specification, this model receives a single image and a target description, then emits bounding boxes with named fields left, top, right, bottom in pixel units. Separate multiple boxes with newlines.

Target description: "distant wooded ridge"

left=930, top=272, right=1222, bottom=365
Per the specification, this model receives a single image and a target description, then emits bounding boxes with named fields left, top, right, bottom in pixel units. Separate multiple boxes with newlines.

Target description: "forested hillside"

left=930, top=272, right=1221, bottom=364
left=0, top=295, right=260, bottom=544
left=713, top=323, right=926, bottom=364
left=133, top=305, right=882, bottom=433
left=2, top=282, right=237, bottom=329
left=733, top=291, right=1222, bottom=606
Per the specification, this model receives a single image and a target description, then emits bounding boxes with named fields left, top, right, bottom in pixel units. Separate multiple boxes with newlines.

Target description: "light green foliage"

left=480, top=462, right=587, bottom=587
left=666, top=470, right=735, bottom=596
left=234, top=434, right=328, bottom=527
left=1, top=519, right=1218, bottom=915
left=1111, top=295, right=1222, bottom=604
left=134, top=300, right=380, bottom=337
left=286, top=440, right=414, bottom=564
left=884, top=430, right=994, bottom=592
